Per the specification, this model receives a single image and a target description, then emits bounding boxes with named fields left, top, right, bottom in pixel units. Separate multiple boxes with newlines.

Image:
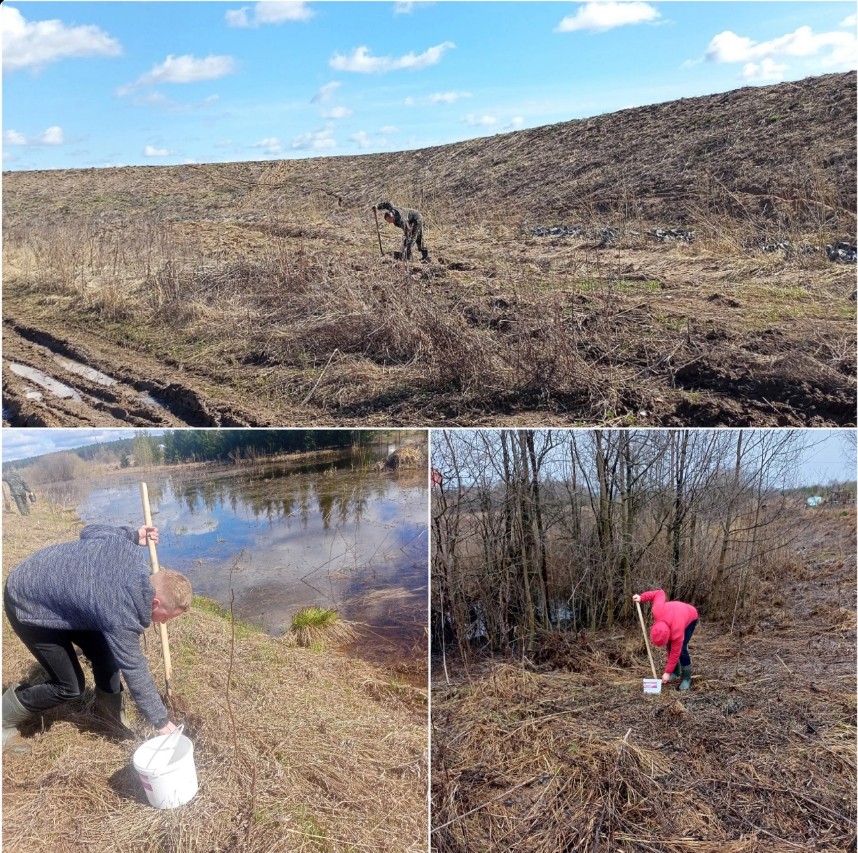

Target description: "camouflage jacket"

left=377, top=202, right=423, bottom=234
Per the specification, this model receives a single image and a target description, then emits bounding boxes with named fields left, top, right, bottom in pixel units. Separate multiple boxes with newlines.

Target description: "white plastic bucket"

left=132, top=725, right=198, bottom=809
left=643, top=678, right=663, bottom=695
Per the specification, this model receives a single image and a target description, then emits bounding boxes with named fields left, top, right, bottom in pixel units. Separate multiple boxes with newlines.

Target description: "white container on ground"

left=643, top=678, right=662, bottom=695
left=132, top=725, right=198, bottom=808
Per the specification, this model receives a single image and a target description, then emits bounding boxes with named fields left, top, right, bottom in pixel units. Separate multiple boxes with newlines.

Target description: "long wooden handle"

left=635, top=600, right=659, bottom=680
left=372, top=207, right=384, bottom=256
left=140, top=482, right=173, bottom=696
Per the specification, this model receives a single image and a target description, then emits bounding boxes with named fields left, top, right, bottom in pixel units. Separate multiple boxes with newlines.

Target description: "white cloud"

left=463, top=114, right=497, bottom=127
left=291, top=124, right=336, bottom=150
left=394, top=1, right=434, bottom=14
left=144, top=145, right=171, bottom=158
left=4, top=130, right=27, bottom=146
left=311, top=81, right=341, bottom=103
left=380, top=125, right=399, bottom=134
left=840, top=14, right=857, bottom=28
left=429, top=90, right=471, bottom=104
left=351, top=130, right=372, bottom=149
left=705, top=26, right=857, bottom=73
left=741, top=58, right=788, bottom=82
left=321, top=106, right=352, bottom=119
left=37, top=126, right=64, bottom=145
left=4, top=125, right=65, bottom=146
left=556, top=2, right=660, bottom=33
left=506, top=116, right=525, bottom=130
left=226, top=2, right=314, bottom=27
left=251, top=137, right=283, bottom=154
left=120, top=54, right=236, bottom=93
left=403, top=96, right=416, bottom=106
left=1, top=5, right=122, bottom=71
left=330, top=41, right=454, bottom=73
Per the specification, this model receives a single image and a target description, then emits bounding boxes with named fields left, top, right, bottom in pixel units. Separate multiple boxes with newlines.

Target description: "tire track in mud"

left=2, top=320, right=260, bottom=428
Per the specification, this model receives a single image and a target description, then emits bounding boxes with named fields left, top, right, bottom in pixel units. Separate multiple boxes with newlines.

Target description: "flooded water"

left=72, top=449, right=428, bottom=672
left=9, top=363, right=82, bottom=402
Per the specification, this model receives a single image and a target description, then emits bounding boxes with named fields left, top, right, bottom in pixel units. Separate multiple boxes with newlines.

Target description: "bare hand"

left=138, top=525, right=159, bottom=546
left=632, top=594, right=641, bottom=603
left=157, top=720, right=178, bottom=736
left=661, top=673, right=670, bottom=684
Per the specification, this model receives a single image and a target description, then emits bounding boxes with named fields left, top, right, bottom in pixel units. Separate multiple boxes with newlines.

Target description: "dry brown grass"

left=2, top=501, right=428, bottom=853
left=431, top=511, right=857, bottom=852
left=383, top=447, right=425, bottom=470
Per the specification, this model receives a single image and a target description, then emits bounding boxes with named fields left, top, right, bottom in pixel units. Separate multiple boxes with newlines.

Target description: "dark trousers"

left=668, top=619, right=698, bottom=668
left=4, top=600, right=120, bottom=714
left=402, top=225, right=426, bottom=260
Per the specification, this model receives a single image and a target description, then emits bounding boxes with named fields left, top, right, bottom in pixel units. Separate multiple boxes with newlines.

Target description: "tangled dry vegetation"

left=2, top=502, right=428, bottom=853
left=2, top=72, right=855, bottom=427
left=431, top=510, right=856, bottom=852
left=382, top=447, right=426, bottom=470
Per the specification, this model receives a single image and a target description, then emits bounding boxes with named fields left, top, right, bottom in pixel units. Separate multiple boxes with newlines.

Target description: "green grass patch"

left=289, top=607, right=358, bottom=649
left=291, top=607, right=339, bottom=630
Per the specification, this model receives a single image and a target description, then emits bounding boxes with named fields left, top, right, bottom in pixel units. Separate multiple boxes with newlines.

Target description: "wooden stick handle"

left=373, top=206, right=384, bottom=256
left=635, top=599, right=659, bottom=680
left=140, top=482, right=173, bottom=696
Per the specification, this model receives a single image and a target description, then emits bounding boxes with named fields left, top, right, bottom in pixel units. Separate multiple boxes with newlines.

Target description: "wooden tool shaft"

left=635, top=599, right=659, bottom=680
left=372, top=207, right=384, bottom=256
left=140, top=482, right=173, bottom=695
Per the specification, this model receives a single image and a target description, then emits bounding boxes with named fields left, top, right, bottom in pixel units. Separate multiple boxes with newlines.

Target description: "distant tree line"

left=3, top=430, right=379, bottom=475
left=150, top=429, right=371, bottom=464
left=432, top=429, right=817, bottom=662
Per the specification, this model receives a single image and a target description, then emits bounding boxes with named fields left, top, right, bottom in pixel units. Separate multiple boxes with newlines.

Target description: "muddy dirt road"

left=2, top=317, right=260, bottom=427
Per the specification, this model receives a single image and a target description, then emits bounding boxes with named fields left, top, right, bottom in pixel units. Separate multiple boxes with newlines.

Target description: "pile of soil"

left=2, top=502, right=428, bottom=853
left=431, top=509, right=856, bottom=852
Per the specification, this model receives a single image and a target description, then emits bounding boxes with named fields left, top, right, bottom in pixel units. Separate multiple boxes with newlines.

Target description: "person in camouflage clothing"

left=375, top=201, right=430, bottom=262
left=2, top=468, right=35, bottom=516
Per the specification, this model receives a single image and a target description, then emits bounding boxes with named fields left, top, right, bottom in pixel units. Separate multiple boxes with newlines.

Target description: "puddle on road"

left=53, top=355, right=117, bottom=387
left=49, top=354, right=168, bottom=411
left=9, top=363, right=82, bottom=402
left=72, top=449, right=429, bottom=673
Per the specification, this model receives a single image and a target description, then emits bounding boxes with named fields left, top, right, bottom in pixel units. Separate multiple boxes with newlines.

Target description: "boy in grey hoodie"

left=3, top=524, right=192, bottom=752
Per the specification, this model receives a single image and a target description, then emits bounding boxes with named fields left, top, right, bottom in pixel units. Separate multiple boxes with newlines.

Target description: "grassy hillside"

left=4, top=72, right=855, bottom=231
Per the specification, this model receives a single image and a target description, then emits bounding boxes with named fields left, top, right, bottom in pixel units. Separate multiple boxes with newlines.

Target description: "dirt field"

left=2, top=500, right=428, bottom=853
left=431, top=508, right=857, bottom=852
left=3, top=72, right=855, bottom=427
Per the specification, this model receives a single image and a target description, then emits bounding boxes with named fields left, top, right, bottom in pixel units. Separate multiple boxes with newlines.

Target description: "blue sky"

left=2, top=428, right=856, bottom=486
left=2, top=1, right=855, bottom=171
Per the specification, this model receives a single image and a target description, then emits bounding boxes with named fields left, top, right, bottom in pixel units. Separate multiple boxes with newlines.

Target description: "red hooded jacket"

left=640, top=589, right=698, bottom=674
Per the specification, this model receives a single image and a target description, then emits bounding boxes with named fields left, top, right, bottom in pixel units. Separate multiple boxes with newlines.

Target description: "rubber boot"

left=421, top=248, right=430, bottom=263
left=679, top=664, right=692, bottom=691
left=2, top=684, right=32, bottom=754
left=94, top=687, right=134, bottom=737
left=668, top=662, right=681, bottom=683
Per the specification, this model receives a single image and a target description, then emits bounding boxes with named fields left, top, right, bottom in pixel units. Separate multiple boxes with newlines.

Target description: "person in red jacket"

left=633, top=589, right=699, bottom=691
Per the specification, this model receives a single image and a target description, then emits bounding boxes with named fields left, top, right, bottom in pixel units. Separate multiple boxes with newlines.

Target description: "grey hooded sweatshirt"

left=4, top=524, right=169, bottom=728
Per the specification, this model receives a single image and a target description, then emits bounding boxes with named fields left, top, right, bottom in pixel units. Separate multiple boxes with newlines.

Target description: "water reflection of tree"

left=164, top=467, right=395, bottom=528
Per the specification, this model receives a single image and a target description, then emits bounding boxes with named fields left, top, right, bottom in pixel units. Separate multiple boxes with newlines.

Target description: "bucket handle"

left=144, top=724, right=184, bottom=773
